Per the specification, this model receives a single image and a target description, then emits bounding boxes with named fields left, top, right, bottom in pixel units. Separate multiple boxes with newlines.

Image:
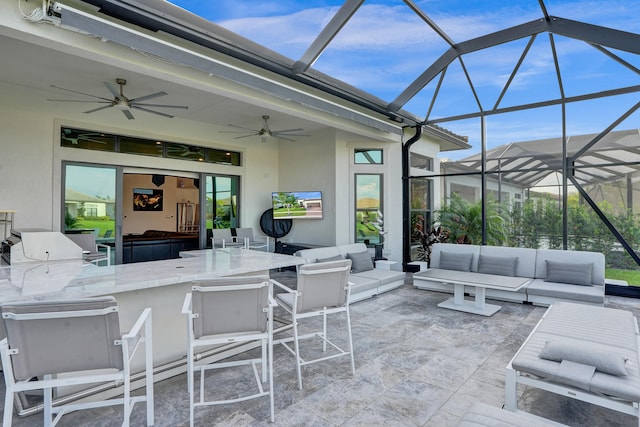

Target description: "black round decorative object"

left=259, top=208, right=292, bottom=239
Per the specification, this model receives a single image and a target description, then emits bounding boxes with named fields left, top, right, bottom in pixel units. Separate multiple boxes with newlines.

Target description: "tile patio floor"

left=1, top=271, right=638, bottom=426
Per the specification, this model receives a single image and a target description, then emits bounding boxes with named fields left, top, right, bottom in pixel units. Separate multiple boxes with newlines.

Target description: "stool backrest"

left=1, top=297, right=123, bottom=380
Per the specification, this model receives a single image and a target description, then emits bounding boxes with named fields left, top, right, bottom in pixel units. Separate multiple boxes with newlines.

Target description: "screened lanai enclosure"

left=82, top=0, right=639, bottom=286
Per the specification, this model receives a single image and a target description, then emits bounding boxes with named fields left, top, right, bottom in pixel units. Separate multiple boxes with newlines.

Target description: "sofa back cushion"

left=295, top=247, right=341, bottom=263
left=439, top=251, right=474, bottom=272
left=479, top=246, right=537, bottom=278
left=347, top=250, right=374, bottom=273
left=477, top=254, right=518, bottom=276
left=535, top=249, right=604, bottom=285
left=430, top=243, right=480, bottom=271
left=544, top=260, right=594, bottom=286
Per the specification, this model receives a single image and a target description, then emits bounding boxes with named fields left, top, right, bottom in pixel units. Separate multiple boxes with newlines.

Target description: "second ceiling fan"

left=221, top=115, right=309, bottom=142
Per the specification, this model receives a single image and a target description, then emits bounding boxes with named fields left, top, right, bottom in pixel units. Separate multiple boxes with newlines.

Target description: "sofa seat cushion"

left=355, top=269, right=405, bottom=286
left=347, top=275, right=379, bottom=294
left=527, top=279, right=604, bottom=304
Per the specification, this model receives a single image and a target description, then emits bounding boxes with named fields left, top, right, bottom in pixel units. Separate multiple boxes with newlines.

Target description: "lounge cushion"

left=439, top=251, right=473, bottom=272
left=317, top=254, right=344, bottom=263
left=540, top=340, right=628, bottom=376
left=526, top=279, right=604, bottom=304
left=347, top=250, right=374, bottom=273
left=477, top=255, right=518, bottom=276
left=545, top=260, right=593, bottom=286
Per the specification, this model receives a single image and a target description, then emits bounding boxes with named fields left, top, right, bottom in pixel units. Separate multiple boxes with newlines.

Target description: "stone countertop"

left=0, top=248, right=304, bottom=303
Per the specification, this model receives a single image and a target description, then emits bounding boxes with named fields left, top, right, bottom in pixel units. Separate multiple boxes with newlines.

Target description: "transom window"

left=61, top=127, right=242, bottom=166
left=354, top=149, right=383, bottom=165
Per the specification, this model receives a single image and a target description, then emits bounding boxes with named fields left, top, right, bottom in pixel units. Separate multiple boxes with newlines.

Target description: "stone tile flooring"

left=2, top=271, right=639, bottom=426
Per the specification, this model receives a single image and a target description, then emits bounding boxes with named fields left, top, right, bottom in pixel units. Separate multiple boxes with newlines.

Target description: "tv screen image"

left=272, top=191, right=323, bottom=220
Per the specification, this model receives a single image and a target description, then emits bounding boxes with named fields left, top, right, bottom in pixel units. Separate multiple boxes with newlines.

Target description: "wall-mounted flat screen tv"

left=272, top=191, right=323, bottom=220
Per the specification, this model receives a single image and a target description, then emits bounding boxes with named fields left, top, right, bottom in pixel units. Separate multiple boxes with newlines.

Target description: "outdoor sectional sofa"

left=295, top=243, right=406, bottom=303
left=413, top=243, right=605, bottom=306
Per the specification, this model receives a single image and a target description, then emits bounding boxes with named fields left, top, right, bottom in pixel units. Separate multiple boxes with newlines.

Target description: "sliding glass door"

left=204, top=175, right=240, bottom=248
left=62, top=163, right=121, bottom=264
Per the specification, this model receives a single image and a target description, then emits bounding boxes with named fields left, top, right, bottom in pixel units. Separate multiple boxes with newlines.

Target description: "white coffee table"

left=418, top=269, right=531, bottom=316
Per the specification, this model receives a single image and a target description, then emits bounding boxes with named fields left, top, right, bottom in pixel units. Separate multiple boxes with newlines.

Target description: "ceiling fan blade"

left=131, top=105, right=174, bottom=118
left=83, top=105, right=113, bottom=114
left=130, top=91, right=167, bottom=103
left=47, top=99, right=112, bottom=104
left=273, top=128, right=305, bottom=133
left=122, top=110, right=135, bottom=120
left=134, top=102, right=188, bottom=109
left=233, top=133, right=260, bottom=140
left=226, top=124, right=259, bottom=132
left=219, top=130, right=257, bottom=134
left=103, top=81, right=121, bottom=98
left=273, top=132, right=310, bottom=138
left=274, top=135, right=296, bottom=142
left=50, top=84, right=113, bottom=101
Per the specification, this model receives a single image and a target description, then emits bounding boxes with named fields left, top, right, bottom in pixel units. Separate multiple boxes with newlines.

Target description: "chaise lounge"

left=505, top=302, right=640, bottom=424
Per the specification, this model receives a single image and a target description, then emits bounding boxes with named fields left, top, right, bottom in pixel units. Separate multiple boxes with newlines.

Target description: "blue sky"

left=169, top=1, right=639, bottom=155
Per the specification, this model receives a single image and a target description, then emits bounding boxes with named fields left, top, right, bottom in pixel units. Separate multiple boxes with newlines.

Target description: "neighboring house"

left=65, top=189, right=114, bottom=219
left=440, top=129, right=640, bottom=214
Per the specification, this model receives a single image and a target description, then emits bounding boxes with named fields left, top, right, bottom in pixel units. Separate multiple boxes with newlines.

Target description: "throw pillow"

left=539, top=340, right=628, bottom=376
left=346, top=250, right=374, bottom=273
left=477, top=255, right=518, bottom=276
left=439, top=251, right=473, bottom=272
left=544, top=260, right=593, bottom=286
left=317, top=254, right=344, bottom=263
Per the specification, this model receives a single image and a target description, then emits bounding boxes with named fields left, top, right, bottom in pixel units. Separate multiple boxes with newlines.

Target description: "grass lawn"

left=606, top=268, right=640, bottom=287
left=72, top=219, right=115, bottom=238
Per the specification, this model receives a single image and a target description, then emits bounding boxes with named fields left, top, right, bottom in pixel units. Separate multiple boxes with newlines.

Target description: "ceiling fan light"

left=113, top=98, right=130, bottom=110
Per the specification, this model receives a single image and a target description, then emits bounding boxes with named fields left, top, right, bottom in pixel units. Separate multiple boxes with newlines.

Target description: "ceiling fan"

left=47, top=78, right=188, bottom=120
left=221, top=115, right=309, bottom=142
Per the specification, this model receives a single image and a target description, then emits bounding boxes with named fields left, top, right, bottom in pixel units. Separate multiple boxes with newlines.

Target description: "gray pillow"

left=439, top=251, right=473, bottom=272
left=477, top=255, right=518, bottom=276
left=544, top=260, right=593, bottom=286
left=317, top=254, right=344, bottom=263
left=539, top=340, right=628, bottom=376
left=346, top=251, right=374, bottom=273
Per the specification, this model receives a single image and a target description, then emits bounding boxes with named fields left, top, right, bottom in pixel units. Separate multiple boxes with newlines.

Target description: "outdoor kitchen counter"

left=0, top=248, right=304, bottom=369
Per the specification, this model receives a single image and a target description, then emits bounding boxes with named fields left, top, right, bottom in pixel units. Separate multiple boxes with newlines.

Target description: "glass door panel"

left=63, top=163, right=118, bottom=264
left=205, top=175, right=239, bottom=248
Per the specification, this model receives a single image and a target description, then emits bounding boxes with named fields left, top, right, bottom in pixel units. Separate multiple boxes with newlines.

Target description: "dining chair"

left=65, top=233, right=111, bottom=266
left=0, top=296, right=154, bottom=427
left=234, top=227, right=270, bottom=251
left=211, top=228, right=244, bottom=248
left=273, top=259, right=355, bottom=389
left=182, top=275, right=276, bottom=425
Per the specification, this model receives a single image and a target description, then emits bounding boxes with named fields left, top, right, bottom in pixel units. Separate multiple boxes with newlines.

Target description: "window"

left=410, top=178, right=432, bottom=261
left=354, top=149, right=383, bottom=164
left=410, top=152, right=434, bottom=171
left=61, top=127, right=242, bottom=166
left=355, top=174, right=383, bottom=245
